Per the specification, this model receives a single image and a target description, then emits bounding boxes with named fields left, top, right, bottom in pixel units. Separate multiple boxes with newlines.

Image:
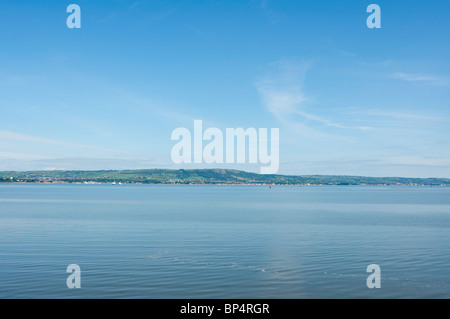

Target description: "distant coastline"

left=0, top=169, right=449, bottom=186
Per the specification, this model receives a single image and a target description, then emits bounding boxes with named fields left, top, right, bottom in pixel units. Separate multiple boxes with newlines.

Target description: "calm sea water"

left=0, top=184, right=449, bottom=299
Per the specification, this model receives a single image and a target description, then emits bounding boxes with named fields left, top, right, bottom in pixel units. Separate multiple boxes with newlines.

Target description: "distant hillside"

left=0, top=169, right=449, bottom=185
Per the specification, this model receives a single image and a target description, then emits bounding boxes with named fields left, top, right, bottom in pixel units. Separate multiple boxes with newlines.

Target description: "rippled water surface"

left=1, top=184, right=449, bottom=298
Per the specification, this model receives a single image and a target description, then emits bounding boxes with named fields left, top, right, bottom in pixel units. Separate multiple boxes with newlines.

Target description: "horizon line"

left=0, top=168, right=449, bottom=180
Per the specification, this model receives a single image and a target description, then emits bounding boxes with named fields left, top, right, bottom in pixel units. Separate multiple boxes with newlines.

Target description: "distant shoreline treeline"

left=0, top=169, right=449, bottom=186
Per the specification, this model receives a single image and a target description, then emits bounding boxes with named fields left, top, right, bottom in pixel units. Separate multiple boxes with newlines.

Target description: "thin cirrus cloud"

left=391, top=72, right=450, bottom=85
left=387, top=156, right=450, bottom=167
left=255, top=60, right=371, bottom=132
left=366, top=110, right=450, bottom=123
left=0, top=130, right=128, bottom=154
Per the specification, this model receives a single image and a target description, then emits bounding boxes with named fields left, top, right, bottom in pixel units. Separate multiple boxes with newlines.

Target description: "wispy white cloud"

left=295, top=110, right=371, bottom=130
left=0, top=130, right=127, bottom=154
left=255, top=59, right=312, bottom=119
left=366, top=110, right=450, bottom=123
left=255, top=60, right=371, bottom=132
left=278, top=156, right=450, bottom=177
left=0, top=151, right=47, bottom=161
left=0, top=157, right=159, bottom=171
left=335, top=49, right=356, bottom=57
left=391, top=72, right=450, bottom=85
left=357, top=59, right=394, bottom=67
left=257, top=84, right=308, bottom=118
left=387, top=156, right=450, bottom=167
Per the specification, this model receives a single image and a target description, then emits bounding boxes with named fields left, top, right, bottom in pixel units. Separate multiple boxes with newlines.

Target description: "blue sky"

left=1, top=0, right=450, bottom=177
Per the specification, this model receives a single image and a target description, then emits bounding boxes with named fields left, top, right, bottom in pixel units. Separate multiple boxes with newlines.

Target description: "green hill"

left=0, top=169, right=449, bottom=185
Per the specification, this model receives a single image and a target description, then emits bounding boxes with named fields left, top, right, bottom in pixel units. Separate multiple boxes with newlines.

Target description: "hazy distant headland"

left=0, top=169, right=449, bottom=186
